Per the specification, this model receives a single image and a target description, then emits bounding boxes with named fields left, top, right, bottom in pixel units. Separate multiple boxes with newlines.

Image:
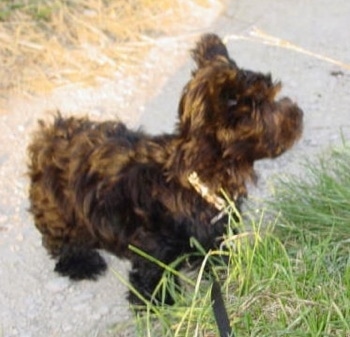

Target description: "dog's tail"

left=191, top=33, right=237, bottom=68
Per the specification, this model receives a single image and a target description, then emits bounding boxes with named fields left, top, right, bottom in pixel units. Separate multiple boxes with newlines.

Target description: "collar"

left=188, top=171, right=226, bottom=211
left=188, top=171, right=232, bottom=225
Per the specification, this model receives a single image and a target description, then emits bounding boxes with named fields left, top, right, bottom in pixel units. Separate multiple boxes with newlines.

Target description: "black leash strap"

left=211, top=280, right=235, bottom=337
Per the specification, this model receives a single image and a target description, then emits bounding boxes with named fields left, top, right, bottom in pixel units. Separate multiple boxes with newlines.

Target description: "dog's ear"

left=191, top=34, right=237, bottom=69
left=177, top=81, right=208, bottom=135
left=178, top=64, right=238, bottom=135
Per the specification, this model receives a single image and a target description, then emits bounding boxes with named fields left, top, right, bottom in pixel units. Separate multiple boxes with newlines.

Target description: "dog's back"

left=28, top=115, right=135, bottom=255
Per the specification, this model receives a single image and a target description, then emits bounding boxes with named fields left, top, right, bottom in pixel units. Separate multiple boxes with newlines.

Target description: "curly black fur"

left=28, top=33, right=303, bottom=305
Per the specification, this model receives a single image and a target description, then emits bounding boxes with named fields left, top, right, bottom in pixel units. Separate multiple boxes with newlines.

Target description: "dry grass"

left=0, top=0, right=223, bottom=95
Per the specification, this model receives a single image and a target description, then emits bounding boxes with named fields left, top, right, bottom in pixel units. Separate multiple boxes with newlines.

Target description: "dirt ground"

left=1, top=0, right=349, bottom=336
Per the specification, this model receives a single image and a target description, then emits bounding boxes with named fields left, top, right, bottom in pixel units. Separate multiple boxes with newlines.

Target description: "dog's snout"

left=278, top=97, right=304, bottom=118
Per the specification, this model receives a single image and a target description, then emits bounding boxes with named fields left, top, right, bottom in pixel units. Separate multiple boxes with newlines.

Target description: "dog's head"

left=177, top=34, right=303, bottom=163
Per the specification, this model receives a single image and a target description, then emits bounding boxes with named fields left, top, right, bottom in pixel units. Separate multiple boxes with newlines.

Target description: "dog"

left=27, top=33, right=303, bottom=305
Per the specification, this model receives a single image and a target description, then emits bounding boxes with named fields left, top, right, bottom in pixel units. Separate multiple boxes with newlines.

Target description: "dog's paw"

left=54, top=247, right=107, bottom=280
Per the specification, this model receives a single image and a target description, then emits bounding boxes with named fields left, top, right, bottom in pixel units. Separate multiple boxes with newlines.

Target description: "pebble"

left=0, top=215, right=8, bottom=224
left=16, top=233, right=24, bottom=242
left=73, top=303, right=88, bottom=312
left=17, top=125, right=25, bottom=133
left=10, top=244, right=20, bottom=252
left=62, top=324, right=73, bottom=333
left=45, top=278, right=70, bottom=293
left=71, top=292, right=94, bottom=303
left=97, top=305, right=110, bottom=316
left=91, top=305, right=110, bottom=320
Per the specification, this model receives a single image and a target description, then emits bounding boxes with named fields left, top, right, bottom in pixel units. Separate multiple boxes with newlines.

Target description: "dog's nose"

left=278, top=97, right=304, bottom=117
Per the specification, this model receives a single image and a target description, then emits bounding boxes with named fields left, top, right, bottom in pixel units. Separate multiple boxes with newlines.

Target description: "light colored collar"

left=188, top=171, right=230, bottom=224
left=188, top=171, right=226, bottom=210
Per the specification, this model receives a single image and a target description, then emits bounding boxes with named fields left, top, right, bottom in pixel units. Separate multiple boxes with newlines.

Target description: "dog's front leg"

left=127, top=230, right=182, bottom=306
left=128, top=256, right=175, bottom=306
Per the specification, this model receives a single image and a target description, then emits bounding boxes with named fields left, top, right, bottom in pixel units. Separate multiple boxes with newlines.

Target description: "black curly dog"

left=28, top=33, right=303, bottom=305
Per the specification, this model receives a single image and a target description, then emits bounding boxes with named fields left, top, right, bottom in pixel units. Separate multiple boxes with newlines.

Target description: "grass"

left=271, top=140, right=350, bottom=241
left=111, top=142, right=350, bottom=337
left=0, top=0, right=222, bottom=94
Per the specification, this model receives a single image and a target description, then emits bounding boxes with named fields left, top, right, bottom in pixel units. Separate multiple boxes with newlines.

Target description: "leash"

left=211, top=280, right=235, bottom=337
left=188, top=172, right=236, bottom=336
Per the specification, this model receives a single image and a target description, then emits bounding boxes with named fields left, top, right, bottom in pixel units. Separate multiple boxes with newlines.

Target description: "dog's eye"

left=220, top=86, right=237, bottom=108
left=227, top=99, right=237, bottom=108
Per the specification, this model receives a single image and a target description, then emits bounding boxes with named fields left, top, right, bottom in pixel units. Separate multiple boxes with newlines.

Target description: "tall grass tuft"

left=270, top=141, right=350, bottom=241
left=113, top=217, right=350, bottom=336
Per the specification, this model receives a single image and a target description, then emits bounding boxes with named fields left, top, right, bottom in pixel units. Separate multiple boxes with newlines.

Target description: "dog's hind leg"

left=54, top=245, right=107, bottom=280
